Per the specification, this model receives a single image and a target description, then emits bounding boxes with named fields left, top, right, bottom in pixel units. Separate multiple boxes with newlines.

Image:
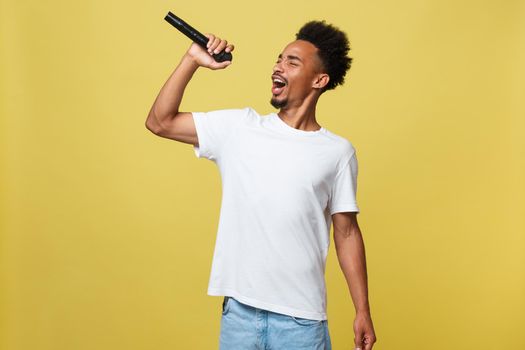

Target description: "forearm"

left=146, top=54, right=199, bottom=127
left=334, top=227, right=370, bottom=313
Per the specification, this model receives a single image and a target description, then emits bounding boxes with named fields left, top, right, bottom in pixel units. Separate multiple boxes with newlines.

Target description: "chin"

left=270, top=97, right=287, bottom=109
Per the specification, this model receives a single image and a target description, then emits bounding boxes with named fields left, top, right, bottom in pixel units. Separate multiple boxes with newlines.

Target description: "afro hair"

left=296, top=20, right=352, bottom=92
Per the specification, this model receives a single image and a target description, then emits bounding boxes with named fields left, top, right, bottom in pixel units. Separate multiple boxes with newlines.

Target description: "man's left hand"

left=353, top=311, right=377, bottom=350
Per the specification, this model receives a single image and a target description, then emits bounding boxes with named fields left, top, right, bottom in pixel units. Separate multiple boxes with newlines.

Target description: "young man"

left=146, top=21, right=377, bottom=350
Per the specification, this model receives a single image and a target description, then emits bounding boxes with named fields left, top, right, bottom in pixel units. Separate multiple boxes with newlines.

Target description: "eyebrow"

left=278, top=54, right=303, bottom=62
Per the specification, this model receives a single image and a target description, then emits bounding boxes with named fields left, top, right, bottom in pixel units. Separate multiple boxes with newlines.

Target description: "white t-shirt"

left=191, top=107, right=359, bottom=321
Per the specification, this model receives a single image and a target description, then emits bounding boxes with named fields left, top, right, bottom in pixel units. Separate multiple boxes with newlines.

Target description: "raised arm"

left=145, top=34, right=234, bottom=145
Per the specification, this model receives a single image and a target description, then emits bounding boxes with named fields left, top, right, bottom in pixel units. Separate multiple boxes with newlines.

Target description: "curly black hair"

left=296, top=20, right=352, bottom=92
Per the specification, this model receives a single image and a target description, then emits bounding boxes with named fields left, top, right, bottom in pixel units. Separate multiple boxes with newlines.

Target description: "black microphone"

left=164, top=11, right=233, bottom=63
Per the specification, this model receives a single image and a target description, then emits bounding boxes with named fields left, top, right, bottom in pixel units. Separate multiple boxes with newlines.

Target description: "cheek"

left=289, top=74, right=311, bottom=93
left=293, top=77, right=313, bottom=95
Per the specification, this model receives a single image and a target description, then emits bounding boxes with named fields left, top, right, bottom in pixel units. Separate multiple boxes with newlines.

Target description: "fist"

left=186, top=33, right=234, bottom=70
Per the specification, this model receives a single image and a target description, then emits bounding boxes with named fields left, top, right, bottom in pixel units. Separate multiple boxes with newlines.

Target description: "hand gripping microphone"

left=164, top=11, right=233, bottom=63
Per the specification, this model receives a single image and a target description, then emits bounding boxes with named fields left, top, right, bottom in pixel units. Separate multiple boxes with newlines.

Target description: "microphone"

left=164, top=11, right=233, bottom=63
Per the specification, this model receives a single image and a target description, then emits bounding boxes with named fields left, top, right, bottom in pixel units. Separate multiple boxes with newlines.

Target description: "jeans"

left=219, top=296, right=332, bottom=350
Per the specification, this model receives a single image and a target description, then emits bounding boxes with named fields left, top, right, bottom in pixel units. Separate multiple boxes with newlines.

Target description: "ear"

left=312, top=73, right=330, bottom=90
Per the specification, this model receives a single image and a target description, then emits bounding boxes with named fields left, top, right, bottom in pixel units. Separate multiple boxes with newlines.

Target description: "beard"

left=270, top=96, right=288, bottom=109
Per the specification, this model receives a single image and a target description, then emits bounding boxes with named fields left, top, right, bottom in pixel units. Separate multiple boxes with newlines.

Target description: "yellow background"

left=1, top=0, right=524, bottom=349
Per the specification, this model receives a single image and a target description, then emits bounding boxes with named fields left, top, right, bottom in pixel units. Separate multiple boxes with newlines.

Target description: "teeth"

left=273, top=78, right=285, bottom=84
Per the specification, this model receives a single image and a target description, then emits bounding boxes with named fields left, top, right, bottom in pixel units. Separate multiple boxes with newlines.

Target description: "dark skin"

left=270, top=39, right=328, bottom=131
left=145, top=34, right=377, bottom=350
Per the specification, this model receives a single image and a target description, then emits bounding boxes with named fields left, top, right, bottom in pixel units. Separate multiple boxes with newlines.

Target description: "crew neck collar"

left=270, top=113, right=326, bottom=136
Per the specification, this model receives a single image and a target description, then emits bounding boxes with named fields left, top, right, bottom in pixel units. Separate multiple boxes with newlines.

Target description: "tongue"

left=272, top=83, right=285, bottom=95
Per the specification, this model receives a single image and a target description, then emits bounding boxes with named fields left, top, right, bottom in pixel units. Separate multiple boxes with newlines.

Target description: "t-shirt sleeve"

left=191, top=108, right=247, bottom=161
left=329, top=151, right=360, bottom=215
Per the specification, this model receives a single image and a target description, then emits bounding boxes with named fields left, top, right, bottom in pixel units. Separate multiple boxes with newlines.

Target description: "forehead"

left=279, top=40, right=319, bottom=61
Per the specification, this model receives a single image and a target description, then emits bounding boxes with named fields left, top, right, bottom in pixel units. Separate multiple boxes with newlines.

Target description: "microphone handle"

left=164, top=11, right=233, bottom=63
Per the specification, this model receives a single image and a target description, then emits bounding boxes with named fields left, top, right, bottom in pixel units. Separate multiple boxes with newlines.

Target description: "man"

left=145, top=20, right=376, bottom=350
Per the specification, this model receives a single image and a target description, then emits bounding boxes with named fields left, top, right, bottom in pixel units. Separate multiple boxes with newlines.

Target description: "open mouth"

left=272, top=75, right=287, bottom=95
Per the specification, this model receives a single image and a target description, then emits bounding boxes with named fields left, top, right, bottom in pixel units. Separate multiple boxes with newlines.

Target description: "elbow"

left=145, top=108, right=167, bottom=135
left=145, top=109, right=178, bottom=136
left=145, top=116, right=162, bottom=135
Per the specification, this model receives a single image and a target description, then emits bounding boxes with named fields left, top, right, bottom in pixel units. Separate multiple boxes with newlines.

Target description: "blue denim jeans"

left=219, top=296, right=332, bottom=350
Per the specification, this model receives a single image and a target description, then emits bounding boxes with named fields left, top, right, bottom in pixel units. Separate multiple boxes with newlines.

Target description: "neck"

left=277, top=94, right=322, bottom=131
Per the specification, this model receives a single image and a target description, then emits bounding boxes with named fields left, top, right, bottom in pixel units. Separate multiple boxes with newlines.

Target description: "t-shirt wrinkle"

left=335, top=151, right=356, bottom=179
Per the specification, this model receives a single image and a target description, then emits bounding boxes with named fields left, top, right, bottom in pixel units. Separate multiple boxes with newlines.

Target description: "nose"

left=273, top=61, right=284, bottom=74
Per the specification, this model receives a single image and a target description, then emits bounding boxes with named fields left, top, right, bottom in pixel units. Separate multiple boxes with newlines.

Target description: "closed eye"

left=275, top=56, right=300, bottom=66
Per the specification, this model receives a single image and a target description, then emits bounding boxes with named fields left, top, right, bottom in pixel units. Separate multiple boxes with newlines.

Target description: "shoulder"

left=213, top=106, right=261, bottom=120
left=192, top=107, right=257, bottom=126
left=320, top=129, right=357, bottom=173
left=323, top=129, right=356, bottom=158
left=243, top=107, right=264, bottom=119
left=236, top=107, right=268, bottom=126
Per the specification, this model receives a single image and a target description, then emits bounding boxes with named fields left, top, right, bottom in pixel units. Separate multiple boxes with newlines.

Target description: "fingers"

left=205, top=33, right=231, bottom=55
left=354, top=331, right=364, bottom=350
left=210, top=60, right=232, bottom=70
left=215, top=39, right=228, bottom=54
left=200, top=33, right=234, bottom=70
left=209, top=37, right=221, bottom=54
left=353, top=314, right=376, bottom=350
left=205, top=33, right=215, bottom=49
left=225, top=43, right=234, bottom=53
left=364, top=334, right=376, bottom=350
